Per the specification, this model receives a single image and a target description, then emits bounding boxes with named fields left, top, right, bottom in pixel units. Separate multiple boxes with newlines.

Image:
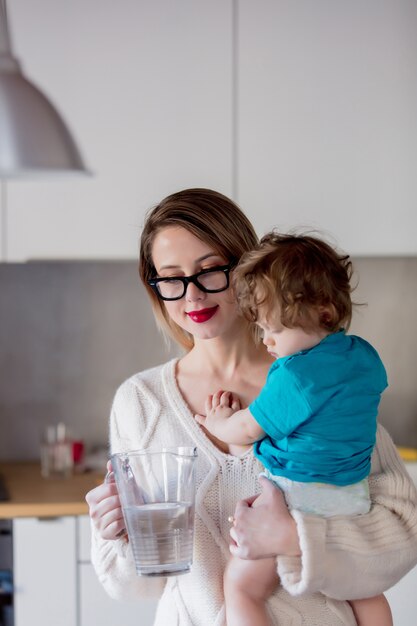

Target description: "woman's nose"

left=185, top=281, right=205, bottom=302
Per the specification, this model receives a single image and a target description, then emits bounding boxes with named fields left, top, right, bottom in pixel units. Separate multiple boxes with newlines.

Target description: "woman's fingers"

left=229, top=477, right=300, bottom=559
left=239, top=494, right=258, bottom=508
left=86, top=481, right=125, bottom=540
left=86, top=485, right=120, bottom=523
left=100, top=508, right=126, bottom=539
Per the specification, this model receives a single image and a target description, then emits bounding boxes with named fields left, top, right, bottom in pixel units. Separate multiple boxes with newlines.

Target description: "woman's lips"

left=186, top=306, right=219, bottom=323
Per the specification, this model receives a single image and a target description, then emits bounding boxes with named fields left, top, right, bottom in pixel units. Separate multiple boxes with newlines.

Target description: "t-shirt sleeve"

left=249, top=364, right=313, bottom=440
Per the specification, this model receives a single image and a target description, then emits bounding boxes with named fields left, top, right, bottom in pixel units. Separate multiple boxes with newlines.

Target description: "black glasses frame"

left=147, top=264, right=234, bottom=301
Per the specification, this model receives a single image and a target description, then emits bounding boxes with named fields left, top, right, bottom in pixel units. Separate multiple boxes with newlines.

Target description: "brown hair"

left=234, top=231, right=353, bottom=332
left=139, top=188, right=259, bottom=350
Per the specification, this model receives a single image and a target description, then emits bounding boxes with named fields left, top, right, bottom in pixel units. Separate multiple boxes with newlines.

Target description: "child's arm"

left=195, top=390, right=265, bottom=445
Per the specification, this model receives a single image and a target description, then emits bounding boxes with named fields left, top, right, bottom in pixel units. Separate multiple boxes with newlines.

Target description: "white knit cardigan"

left=91, top=359, right=417, bottom=626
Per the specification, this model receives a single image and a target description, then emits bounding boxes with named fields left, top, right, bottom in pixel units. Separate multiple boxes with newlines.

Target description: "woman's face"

left=151, top=226, right=240, bottom=342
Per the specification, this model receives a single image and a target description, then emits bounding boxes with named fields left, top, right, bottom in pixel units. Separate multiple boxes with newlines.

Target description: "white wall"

left=3, top=0, right=417, bottom=259
left=5, top=0, right=233, bottom=260
left=237, top=0, right=417, bottom=255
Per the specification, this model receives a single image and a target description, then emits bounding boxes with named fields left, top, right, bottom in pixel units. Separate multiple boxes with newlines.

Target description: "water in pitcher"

left=124, top=501, right=194, bottom=576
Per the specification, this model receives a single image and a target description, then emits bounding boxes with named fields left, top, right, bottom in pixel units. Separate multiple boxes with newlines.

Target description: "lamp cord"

left=0, top=0, right=11, bottom=56
left=1, top=1, right=9, bottom=262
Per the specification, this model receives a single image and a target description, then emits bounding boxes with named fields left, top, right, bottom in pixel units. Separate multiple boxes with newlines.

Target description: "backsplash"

left=0, top=258, right=416, bottom=461
left=349, top=258, right=417, bottom=447
left=0, top=262, right=178, bottom=461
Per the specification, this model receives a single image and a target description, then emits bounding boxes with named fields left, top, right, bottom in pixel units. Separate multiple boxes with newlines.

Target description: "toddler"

left=196, top=232, right=392, bottom=626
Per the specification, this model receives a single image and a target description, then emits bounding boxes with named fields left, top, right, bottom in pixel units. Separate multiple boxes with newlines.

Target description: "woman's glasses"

left=148, top=264, right=233, bottom=301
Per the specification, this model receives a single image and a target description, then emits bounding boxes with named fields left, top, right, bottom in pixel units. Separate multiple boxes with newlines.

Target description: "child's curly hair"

left=233, top=232, right=353, bottom=332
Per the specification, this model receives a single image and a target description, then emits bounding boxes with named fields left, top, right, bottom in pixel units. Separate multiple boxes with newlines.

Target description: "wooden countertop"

left=1, top=457, right=415, bottom=520
left=0, top=462, right=105, bottom=519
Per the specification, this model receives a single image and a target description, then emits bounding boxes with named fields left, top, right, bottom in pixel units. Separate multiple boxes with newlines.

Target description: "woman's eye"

left=159, top=274, right=182, bottom=280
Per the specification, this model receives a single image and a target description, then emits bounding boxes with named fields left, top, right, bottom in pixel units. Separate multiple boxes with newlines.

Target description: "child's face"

left=257, top=312, right=330, bottom=359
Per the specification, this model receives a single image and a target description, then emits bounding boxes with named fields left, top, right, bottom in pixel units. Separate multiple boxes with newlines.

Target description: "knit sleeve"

left=90, top=376, right=166, bottom=600
left=277, top=425, right=417, bottom=599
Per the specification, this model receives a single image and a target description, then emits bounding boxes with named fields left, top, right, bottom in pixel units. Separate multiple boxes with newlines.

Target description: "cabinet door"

left=13, top=516, right=77, bottom=626
left=238, top=0, right=417, bottom=255
left=386, top=565, right=417, bottom=626
left=79, top=563, right=157, bottom=626
left=6, top=0, right=233, bottom=261
left=77, top=516, right=157, bottom=626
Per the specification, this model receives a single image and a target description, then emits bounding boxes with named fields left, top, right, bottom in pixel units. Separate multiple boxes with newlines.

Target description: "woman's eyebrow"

left=159, top=253, right=222, bottom=271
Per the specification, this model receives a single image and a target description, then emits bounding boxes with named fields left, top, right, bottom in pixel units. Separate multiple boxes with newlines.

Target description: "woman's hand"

left=229, top=476, right=301, bottom=559
left=85, top=461, right=126, bottom=541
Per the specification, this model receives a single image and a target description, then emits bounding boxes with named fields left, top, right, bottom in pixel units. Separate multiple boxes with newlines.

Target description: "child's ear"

left=318, top=305, right=334, bottom=327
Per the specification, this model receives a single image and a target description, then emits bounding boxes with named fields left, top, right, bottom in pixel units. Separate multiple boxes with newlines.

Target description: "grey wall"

left=0, top=262, right=177, bottom=461
left=350, top=258, right=417, bottom=446
left=0, top=258, right=416, bottom=461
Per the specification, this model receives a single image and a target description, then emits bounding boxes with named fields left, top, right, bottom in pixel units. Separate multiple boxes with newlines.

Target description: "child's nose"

left=263, top=334, right=273, bottom=346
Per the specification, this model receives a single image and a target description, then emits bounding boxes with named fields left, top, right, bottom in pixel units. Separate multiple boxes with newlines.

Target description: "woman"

left=86, top=188, right=417, bottom=625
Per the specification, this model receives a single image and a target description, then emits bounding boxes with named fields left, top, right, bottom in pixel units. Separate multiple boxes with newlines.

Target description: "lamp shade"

left=0, top=2, right=88, bottom=177
left=0, top=68, right=87, bottom=177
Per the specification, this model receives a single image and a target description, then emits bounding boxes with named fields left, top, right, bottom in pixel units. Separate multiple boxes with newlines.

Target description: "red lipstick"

left=186, top=306, right=219, bottom=323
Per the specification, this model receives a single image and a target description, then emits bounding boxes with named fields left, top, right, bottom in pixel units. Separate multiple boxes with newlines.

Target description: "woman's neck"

left=180, top=325, right=271, bottom=379
left=175, top=322, right=273, bottom=457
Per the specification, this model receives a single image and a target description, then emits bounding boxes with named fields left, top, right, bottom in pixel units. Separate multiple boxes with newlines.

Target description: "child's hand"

left=195, top=390, right=241, bottom=437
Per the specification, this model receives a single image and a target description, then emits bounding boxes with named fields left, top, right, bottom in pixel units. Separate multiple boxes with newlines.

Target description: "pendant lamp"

left=0, top=0, right=87, bottom=177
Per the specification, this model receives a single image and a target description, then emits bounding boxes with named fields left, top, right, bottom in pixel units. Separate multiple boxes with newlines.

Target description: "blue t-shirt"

left=249, top=331, right=388, bottom=486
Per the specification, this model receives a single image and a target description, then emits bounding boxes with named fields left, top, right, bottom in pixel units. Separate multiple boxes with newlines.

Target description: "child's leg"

left=350, top=594, right=393, bottom=626
left=224, top=555, right=279, bottom=626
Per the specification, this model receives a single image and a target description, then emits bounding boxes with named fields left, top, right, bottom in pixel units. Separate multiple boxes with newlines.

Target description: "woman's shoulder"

left=109, top=358, right=180, bottom=451
left=115, top=358, right=177, bottom=398
left=125, top=358, right=176, bottom=384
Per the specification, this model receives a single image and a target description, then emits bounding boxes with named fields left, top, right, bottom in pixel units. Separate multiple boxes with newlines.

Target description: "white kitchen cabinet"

left=11, top=513, right=417, bottom=625
left=77, top=515, right=157, bottom=626
left=237, top=0, right=417, bottom=255
left=13, top=516, right=77, bottom=626
left=79, top=563, right=157, bottom=626
left=12, top=515, right=157, bottom=626
left=386, top=565, right=417, bottom=626
left=6, top=0, right=233, bottom=261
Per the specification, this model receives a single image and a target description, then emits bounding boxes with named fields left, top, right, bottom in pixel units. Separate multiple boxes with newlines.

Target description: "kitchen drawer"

left=77, top=515, right=92, bottom=563
left=14, top=517, right=77, bottom=626
left=79, top=563, right=157, bottom=626
left=386, top=564, right=417, bottom=626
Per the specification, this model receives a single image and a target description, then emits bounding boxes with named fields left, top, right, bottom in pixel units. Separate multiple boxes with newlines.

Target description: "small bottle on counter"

left=72, top=438, right=85, bottom=473
left=40, top=423, right=74, bottom=479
